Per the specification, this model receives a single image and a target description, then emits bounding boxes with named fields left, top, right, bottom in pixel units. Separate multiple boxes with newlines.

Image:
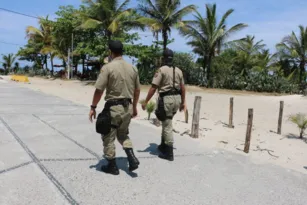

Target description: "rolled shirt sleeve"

left=95, top=66, right=109, bottom=91
left=152, top=68, right=162, bottom=86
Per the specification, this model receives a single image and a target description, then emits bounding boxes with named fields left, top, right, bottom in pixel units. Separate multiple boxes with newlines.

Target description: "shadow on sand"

left=89, top=158, right=138, bottom=178
left=286, top=133, right=307, bottom=143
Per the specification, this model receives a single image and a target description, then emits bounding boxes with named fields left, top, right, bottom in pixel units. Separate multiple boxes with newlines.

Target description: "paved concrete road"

left=0, top=81, right=307, bottom=205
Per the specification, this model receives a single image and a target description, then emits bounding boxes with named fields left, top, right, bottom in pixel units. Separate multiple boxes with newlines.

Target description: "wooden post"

left=185, top=108, right=189, bottom=124
left=191, top=96, right=202, bottom=138
left=277, top=101, right=284, bottom=135
left=244, top=109, right=253, bottom=153
left=229, top=97, right=234, bottom=128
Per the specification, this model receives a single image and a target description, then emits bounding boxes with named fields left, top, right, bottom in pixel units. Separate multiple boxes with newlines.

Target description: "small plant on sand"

left=139, top=99, right=156, bottom=120
left=289, top=113, right=307, bottom=139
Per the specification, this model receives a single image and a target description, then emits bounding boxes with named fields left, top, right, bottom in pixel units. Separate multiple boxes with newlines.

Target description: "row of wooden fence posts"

left=190, top=96, right=284, bottom=154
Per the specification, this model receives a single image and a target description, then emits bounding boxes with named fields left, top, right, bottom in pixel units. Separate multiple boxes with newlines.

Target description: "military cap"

left=108, top=40, right=124, bottom=53
left=163, top=48, right=174, bottom=59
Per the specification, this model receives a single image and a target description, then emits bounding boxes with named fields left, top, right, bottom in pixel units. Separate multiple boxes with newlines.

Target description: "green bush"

left=28, top=69, right=36, bottom=77
left=139, top=99, right=156, bottom=120
left=289, top=113, right=307, bottom=138
left=16, top=70, right=26, bottom=75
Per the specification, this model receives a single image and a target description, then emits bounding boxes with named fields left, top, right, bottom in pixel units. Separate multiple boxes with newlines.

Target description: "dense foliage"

left=2, top=0, right=306, bottom=94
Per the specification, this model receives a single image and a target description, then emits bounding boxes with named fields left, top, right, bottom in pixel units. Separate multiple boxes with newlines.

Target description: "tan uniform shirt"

left=95, top=57, right=140, bottom=101
left=152, top=65, right=184, bottom=93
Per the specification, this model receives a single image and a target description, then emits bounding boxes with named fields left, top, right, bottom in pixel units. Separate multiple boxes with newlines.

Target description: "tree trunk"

left=202, top=56, right=207, bottom=86
left=162, top=30, right=168, bottom=53
left=82, top=57, right=85, bottom=74
left=44, top=55, right=49, bottom=70
left=106, top=30, right=112, bottom=42
left=50, top=55, right=54, bottom=76
left=207, top=55, right=213, bottom=88
left=299, top=60, right=305, bottom=85
left=300, top=129, right=304, bottom=139
left=148, top=112, right=150, bottom=120
left=74, top=63, right=78, bottom=76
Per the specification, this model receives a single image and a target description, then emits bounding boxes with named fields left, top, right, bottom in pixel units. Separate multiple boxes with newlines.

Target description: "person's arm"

left=144, top=85, right=158, bottom=104
left=133, top=88, right=140, bottom=109
left=179, top=70, right=186, bottom=111
left=145, top=68, right=162, bottom=104
left=180, top=83, right=186, bottom=111
left=132, top=69, right=141, bottom=117
left=89, top=66, right=108, bottom=122
left=91, top=89, right=103, bottom=108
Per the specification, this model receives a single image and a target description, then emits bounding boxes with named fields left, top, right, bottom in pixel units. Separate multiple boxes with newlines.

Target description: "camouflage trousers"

left=101, top=104, right=133, bottom=160
left=160, top=95, right=182, bottom=146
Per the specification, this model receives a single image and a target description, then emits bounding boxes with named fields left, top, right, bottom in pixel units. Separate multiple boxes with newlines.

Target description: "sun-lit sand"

left=4, top=75, right=307, bottom=174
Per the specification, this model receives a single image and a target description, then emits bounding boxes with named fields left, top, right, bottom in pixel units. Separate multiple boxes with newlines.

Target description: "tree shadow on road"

left=89, top=158, right=138, bottom=178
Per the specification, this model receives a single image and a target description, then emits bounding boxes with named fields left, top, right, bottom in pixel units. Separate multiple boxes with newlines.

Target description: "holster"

left=155, top=89, right=182, bottom=122
left=155, top=97, right=167, bottom=121
left=96, top=98, right=132, bottom=135
left=96, top=107, right=112, bottom=135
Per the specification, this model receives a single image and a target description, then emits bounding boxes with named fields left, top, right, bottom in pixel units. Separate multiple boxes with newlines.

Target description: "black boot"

left=158, top=144, right=174, bottom=161
left=101, top=159, right=119, bottom=175
left=124, top=148, right=140, bottom=171
left=158, top=137, right=167, bottom=153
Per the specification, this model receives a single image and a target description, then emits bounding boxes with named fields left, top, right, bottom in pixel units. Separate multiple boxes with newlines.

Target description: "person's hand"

left=179, top=103, right=185, bottom=112
left=89, top=109, right=96, bottom=123
left=132, top=107, right=138, bottom=118
left=141, top=102, right=147, bottom=111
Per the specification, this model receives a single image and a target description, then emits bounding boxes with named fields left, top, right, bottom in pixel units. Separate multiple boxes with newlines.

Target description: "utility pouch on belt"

left=96, top=108, right=111, bottom=135
left=96, top=98, right=131, bottom=135
left=155, top=97, right=167, bottom=121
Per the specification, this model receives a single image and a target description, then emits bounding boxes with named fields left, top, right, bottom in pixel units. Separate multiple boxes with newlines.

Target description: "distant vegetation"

left=1, top=0, right=307, bottom=94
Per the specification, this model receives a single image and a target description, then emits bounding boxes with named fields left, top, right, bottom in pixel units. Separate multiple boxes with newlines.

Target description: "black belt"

left=105, top=98, right=132, bottom=108
left=159, top=90, right=181, bottom=98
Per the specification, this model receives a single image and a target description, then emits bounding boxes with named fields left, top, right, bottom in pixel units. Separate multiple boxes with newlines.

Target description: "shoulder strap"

left=172, top=66, right=177, bottom=90
left=173, top=66, right=175, bottom=89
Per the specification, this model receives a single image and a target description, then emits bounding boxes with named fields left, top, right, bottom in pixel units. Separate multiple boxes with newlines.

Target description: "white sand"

left=4, top=76, right=307, bottom=174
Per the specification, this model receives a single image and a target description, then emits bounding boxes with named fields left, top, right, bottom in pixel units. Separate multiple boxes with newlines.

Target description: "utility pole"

left=71, top=32, right=74, bottom=78
left=67, top=48, right=71, bottom=79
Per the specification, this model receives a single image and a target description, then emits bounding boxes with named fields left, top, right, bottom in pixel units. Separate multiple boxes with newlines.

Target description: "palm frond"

left=223, top=23, right=248, bottom=39
left=80, top=18, right=102, bottom=29
left=217, top=8, right=234, bottom=30
left=116, top=0, right=131, bottom=13
left=26, top=26, right=44, bottom=38
left=171, top=4, right=197, bottom=22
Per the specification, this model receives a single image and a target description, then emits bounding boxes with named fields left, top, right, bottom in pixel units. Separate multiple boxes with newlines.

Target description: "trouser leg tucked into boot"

left=158, top=144, right=174, bottom=161
left=101, top=159, right=119, bottom=175
left=124, top=148, right=140, bottom=171
left=159, top=118, right=174, bottom=161
left=158, top=136, right=167, bottom=153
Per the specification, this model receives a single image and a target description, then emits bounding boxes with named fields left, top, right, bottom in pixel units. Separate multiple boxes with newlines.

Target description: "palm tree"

left=137, top=0, right=197, bottom=52
left=80, top=0, right=143, bottom=40
left=289, top=113, right=307, bottom=139
left=231, top=35, right=266, bottom=76
left=26, top=16, right=54, bottom=72
left=179, top=4, right=247, bottom=87
left=1, top=54, right=16, bottom=73
left=253, top=49, right=279, bottom=72
left=276, top=25, right=307, bottom=85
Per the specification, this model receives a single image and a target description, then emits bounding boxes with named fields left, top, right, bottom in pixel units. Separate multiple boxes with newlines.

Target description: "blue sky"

left=1, top=0, right=307, bottom=67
